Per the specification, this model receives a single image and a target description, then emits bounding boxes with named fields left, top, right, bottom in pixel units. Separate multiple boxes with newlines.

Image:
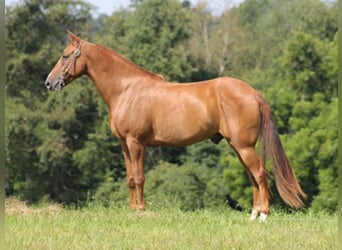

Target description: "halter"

left=56, top=40, right=83, bottom=91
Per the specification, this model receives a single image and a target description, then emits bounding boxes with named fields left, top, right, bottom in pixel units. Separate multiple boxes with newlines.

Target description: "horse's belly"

left=147, top=115, right=218, bottom=147
left=147, top=132, right=214, bottom=147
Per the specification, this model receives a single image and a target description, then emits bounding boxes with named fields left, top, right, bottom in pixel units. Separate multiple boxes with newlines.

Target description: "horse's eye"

left=62, top=54, right=69, bottom=59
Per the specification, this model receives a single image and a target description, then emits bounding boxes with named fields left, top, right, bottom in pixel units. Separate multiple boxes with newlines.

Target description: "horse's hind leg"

left=244, top=171, right=261, bottom=221
left=232, top=144, right=269, bottom=221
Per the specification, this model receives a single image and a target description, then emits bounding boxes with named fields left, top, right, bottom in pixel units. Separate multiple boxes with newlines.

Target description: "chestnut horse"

left=45, top=31, right=306, bottom=221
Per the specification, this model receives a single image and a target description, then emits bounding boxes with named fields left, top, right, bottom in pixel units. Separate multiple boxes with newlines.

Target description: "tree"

left=5, top=0, right=98, bottom=203
left=280, top=32, right=335, bottom=101
left=103, top=0, right=196, bottom=82
left=220, top=0, right=337, bottom=90
left=5, top=100, right=43, bottom=202
left=6, top=0, right=93, bottom=99
left=283, top=96, right=337, bottom=211
left=181, top=140, right=223, bottom=169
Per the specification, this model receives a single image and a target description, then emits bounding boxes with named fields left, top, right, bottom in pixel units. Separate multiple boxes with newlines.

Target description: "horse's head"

left=45, top=31, right=86, bottom=91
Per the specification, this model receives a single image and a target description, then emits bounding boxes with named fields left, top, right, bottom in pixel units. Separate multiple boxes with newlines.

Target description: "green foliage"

left=144, top=163, right=206, bottom=210
left=6, top=0, right=93, bottom=99
left=94, top=161, right=228, bottom=211
left=5, top=0, right=337, bottom=212
left=5, top=100, right=44, bottom=202
left=221, top=153, right=252, bottom=209
left=92, top=174, right=128, bottom=207
left=181, top=140, right=222, bottom=168
left=280, top=32, right=336, bottom=100
left=283, top=97, right=338, bottom=211
left=96, top=0, right=195, bottom=82
left=5, top=0, right=102, bottom=203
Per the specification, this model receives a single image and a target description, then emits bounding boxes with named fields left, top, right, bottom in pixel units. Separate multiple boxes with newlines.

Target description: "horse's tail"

left=256, top=93, right=306, bottom=208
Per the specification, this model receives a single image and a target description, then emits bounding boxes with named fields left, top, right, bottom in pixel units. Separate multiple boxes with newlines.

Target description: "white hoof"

left=249, top=209, right=259, bottom=221
left=259, top=212, right=268, bottom=222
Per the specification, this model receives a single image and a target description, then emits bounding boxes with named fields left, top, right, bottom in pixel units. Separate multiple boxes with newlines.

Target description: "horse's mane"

left=92, top=43, right=165, bottom=81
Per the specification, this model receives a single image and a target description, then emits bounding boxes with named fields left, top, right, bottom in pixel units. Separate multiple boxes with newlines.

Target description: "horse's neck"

left=84, top=43, right=162, bottom=106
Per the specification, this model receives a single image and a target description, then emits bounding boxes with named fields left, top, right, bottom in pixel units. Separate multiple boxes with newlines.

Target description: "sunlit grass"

left=6, top=199, right=337, bottom=249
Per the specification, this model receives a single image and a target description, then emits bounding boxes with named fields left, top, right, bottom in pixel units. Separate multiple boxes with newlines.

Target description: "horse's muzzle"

left=44, top=79, right=52, bottom=90
left=45, top=78, right=65, bottom=91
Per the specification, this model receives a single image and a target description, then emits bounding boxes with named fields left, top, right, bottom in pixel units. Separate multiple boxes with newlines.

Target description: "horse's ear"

left=67, top=30, right=81, bottom=43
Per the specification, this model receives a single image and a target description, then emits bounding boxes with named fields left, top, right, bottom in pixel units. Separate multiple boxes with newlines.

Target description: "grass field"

left=6, top=198, right=337, bottom=250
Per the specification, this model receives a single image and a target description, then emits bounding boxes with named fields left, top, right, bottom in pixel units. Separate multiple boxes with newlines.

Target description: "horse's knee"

left=255, top=168, right=267, bottom=185
left=127, top=176, right=144, bottom=187
left=134, top=176, right=145, bottom=186
left=127, top=177, right=135, bottom=188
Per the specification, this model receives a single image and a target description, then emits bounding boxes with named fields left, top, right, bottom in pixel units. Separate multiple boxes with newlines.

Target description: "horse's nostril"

left=45, top=80, right=51, bottom=88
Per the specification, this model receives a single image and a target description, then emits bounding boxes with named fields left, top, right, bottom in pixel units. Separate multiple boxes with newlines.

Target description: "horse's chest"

left=108, top=108, right=152, bottom=140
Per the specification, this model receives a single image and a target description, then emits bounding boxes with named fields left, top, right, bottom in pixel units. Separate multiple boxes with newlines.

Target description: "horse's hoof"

left=136, top=205, right=145, bottom=211
left=259, top=212, right=268, bottom=222
left=249, top=209, right=259, bottom=221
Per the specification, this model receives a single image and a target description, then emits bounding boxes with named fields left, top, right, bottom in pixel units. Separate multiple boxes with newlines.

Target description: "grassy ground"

left=6, top=198, right=337, bottom=250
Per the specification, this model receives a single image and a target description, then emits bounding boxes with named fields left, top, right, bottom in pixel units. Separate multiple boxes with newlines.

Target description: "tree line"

left=5, top=0, right=337, bottom=212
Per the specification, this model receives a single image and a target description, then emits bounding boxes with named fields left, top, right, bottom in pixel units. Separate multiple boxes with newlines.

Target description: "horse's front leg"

left=126, top=137, right=146, bottom=210
left=122, top=144, right=136, bottom=209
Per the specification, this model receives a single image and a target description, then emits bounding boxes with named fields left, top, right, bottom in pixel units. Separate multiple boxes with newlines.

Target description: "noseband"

left=57, top=40, right=83, bottom=91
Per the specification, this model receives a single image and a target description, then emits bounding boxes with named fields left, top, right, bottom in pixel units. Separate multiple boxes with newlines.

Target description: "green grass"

left=6, top=199, right=337, bottom=250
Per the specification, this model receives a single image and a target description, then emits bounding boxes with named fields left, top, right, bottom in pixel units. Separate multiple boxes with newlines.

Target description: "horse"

left=45, top=31, right=306, bottom=221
